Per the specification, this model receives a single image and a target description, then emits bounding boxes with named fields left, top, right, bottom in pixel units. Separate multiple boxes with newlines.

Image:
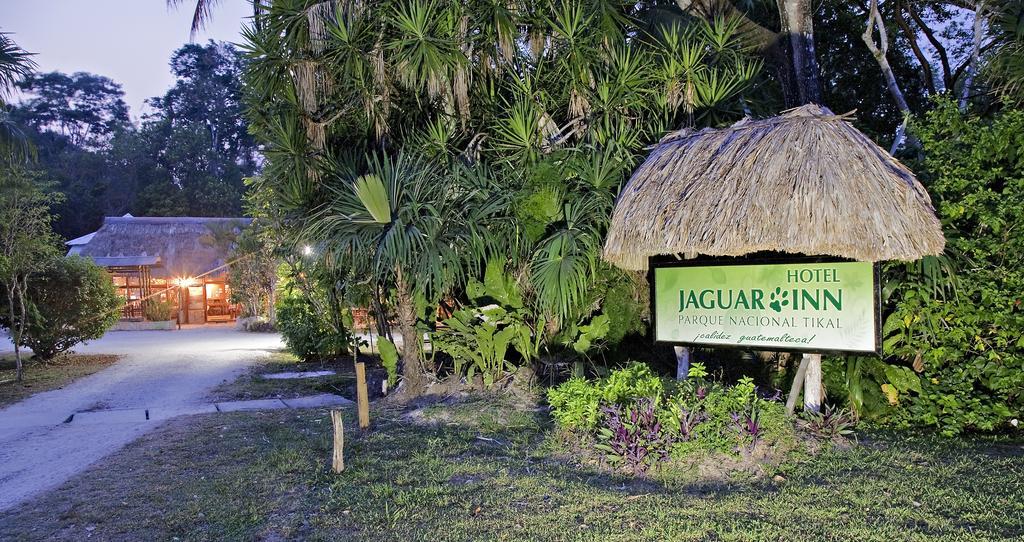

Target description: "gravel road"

left=0, top=326, right=283, bottom=512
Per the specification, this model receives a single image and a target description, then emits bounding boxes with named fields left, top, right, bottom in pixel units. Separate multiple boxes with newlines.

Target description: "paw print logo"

left=768, top=287, right=789, bottom=313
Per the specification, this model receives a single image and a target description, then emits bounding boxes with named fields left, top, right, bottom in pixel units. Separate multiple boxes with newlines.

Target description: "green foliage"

left=241, top=3, right=764, bottom=392
left=572, top=314, right=609, bottom=353
left=228, top=224, right=278, bottom=319
left=547, top=376, right=602, bottom=430
left=549, top=363, right=798, bottom=463
left=465, top=258, right=523, bottom=309
left=12, top=42, right=256, bottom=239
left=434, top=305, right=535, bottom=387
left=797, top=405, right=858, bottom=442
left=869, top=99, right=1024, bottom=435
left=16, top=257, right=122, bottom=360
left=546, top=362, right=663, bottom=431
left=984, top=0, right=1024, bottom=103
left=275, top=294, right=353, bottom=362
left=142, top=299, right=174, bottom=322
left=378, top=337, right=399, bottom=387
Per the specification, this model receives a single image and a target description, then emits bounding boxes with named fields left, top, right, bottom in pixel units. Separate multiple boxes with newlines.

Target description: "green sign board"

left=652, top=260, right=879, bottom=353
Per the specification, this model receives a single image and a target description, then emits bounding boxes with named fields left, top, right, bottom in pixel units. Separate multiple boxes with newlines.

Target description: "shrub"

left=433, top=304, right=537, bottom=387
left=142, top=299, right=173, bottom=321
left=546, top=361, right=663, bottom=431
left=18, top=257, right=121, bottom=360
left=378, top=337, right=399, bottom=387
left=595, top=398, right=673, bottom=473
left=864, top=100, right=1024, bottom=435
left=275, top=295, right=352, bottom=361
left=550, top=363, right=799, bottom=472
left=547, top=377, right=602, bottom=430
left=797, top=405, right=857, bottom=443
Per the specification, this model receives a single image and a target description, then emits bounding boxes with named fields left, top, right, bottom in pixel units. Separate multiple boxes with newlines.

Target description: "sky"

left=5, top=0, right=253, bottom=121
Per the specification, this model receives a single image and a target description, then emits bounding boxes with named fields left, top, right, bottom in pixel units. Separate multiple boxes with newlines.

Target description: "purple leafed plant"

left=595, top=398, right=674, bottom=473
left=679, top=407, right=707, bottom=441
left=730, top=409, right=763, bottom=450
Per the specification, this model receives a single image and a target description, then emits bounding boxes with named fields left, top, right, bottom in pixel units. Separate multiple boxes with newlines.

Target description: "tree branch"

left=862, top=0, right=911, bottom=152
left=895, top=1, right=937, bottom=94
left=906, top=2, right=953, bottom=90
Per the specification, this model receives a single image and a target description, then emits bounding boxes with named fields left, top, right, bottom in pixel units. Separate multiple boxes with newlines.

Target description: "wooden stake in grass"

left=330, top=409, right=345, bottom=473
left=355, top=361, right=370, bottom=429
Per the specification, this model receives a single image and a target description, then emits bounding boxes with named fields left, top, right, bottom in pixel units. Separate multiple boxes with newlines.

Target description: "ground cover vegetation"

left=0, top=400, right=1020, bottom=540
left=0, top=353, right=119, bottom=407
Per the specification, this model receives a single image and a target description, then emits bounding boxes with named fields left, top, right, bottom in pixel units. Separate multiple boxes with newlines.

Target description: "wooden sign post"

left=354, top=361, right=370, bottom=429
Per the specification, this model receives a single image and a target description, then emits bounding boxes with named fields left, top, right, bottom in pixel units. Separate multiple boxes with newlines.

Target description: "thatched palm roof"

left=603, top=105, right=945, bottom=270
left=78, top=216, right=250, bottom=279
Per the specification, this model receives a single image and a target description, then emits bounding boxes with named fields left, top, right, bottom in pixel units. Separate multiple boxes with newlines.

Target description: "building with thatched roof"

left=603, top=104, right=945, bottom=270
left=69, top=216, right=250, bottom=324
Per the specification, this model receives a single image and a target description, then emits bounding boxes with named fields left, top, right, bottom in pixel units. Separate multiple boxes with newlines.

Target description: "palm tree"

left=0, top=32, right=36, bottom=162
left=241, top=0, right=764, bottom=393
left=308, top=152, right=503, bottom=392
left=985, top=0, right=1024, bottom=102
left=167, top=0, right=225, bottom=36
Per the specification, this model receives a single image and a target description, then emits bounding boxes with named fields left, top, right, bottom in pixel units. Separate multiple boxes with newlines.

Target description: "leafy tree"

left=14, top=72, right=130, bottom=150
left=11, top=72, right=131, bottom=237
left=0, top=165, right=60, bottom=381
left=123, top=41, right=258, bottom=217
left=228, top=224, right=279, bottom=321
left=15, top=257, right=122, bottom=360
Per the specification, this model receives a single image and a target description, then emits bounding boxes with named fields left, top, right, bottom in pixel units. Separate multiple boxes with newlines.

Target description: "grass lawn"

left=208, top=350, right=370, bottom=402
left=0, top=354, right=119, bottom=408
left=0, top=396, right=1020, bottom=541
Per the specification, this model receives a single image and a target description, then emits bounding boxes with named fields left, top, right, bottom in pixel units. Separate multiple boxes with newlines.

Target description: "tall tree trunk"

left=862, top=0, right=912, bottom=152
left=778, top=0, right=823, bottom=105
left=7, top=279, right=24, bottom=382
left=394, top=269, right=425, bottom=394
left=960, top=1, right=986, bottom=111
left=268, top=287, right=276, bottom=327
left=674, top=0, right=814, bottom=108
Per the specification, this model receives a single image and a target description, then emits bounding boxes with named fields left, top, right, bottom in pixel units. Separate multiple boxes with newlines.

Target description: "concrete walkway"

left=0, top=326, right=285, bottom=512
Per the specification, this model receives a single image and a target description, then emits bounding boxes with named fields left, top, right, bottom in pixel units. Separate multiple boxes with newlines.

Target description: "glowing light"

left=174, top=277, right=197, bottom=287
left=302, top=245, right=313, bottom=256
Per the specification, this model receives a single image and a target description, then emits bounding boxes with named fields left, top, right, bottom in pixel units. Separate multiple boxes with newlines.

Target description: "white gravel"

left=0, top=325, right=283, bottom=512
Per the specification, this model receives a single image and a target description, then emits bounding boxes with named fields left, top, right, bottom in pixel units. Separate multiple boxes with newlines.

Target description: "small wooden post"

left=785, top=355, right=810, bottom=415
left=355, top=361, right=370, bottom=429
left=330, top=409, right=345, bottom=473
left=802, top=353, right=823, bottom=413
left=674, top=346, right=691, bottom=380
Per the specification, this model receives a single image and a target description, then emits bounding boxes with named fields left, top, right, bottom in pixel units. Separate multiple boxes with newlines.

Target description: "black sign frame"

left=647, top=253, right=882, bottom=355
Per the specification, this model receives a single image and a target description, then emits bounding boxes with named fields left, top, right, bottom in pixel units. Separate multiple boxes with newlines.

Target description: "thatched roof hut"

left=77, top=216, right=250, bottom=279
left=603, top=104, right=945, bottom=270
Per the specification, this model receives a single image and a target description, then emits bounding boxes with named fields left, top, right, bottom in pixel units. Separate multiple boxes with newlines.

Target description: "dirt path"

left=0, top=326, right=283, bottom=512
